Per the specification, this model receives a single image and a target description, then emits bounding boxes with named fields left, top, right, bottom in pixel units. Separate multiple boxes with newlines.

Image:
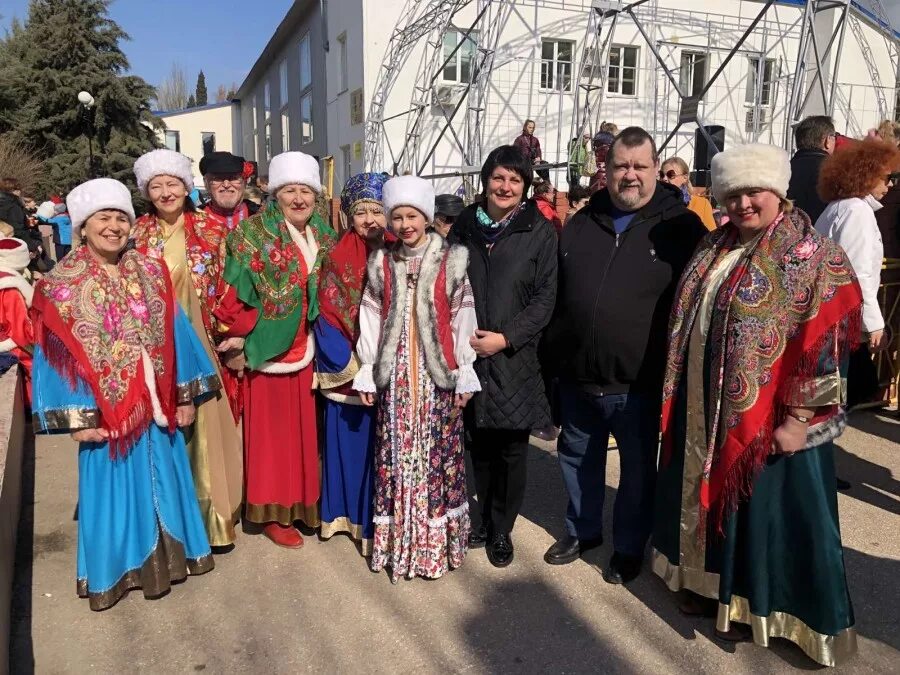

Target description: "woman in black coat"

left=449, top=145, right=557, bottom=567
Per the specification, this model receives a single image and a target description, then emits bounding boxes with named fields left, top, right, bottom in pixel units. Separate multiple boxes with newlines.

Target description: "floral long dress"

left=354, top=238, right=480, bottom=582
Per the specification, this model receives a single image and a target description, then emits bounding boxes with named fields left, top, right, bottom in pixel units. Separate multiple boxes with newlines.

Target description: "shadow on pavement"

left=461, top=577, right=636, bottom=673
left=843, top=546, right=900, bottom=652
left=833, top=442, right=900, bottom=515
left=9, top=430, right=35, bottom=675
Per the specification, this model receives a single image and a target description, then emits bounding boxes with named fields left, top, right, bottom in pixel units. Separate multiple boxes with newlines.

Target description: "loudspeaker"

left=692, top=125, right=725, bottom=188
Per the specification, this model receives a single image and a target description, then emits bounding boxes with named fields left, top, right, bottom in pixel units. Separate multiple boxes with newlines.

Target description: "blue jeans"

left=556, top=381, right=659, bottom=557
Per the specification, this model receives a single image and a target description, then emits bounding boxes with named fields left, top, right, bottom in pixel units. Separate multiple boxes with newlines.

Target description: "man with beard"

left=200, top=151, right=260, bottom=231
left=543, top=127, right=706, bottom=584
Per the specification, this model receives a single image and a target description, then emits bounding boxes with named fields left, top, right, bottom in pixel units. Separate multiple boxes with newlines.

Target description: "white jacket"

left=815, top=196, right=884, bottom=333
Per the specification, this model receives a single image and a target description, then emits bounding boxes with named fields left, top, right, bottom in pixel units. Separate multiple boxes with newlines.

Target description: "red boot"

left=263, top=523, right=304, bottom=549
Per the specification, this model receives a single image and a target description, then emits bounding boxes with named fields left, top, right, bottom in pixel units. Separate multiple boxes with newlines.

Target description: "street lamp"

left=77, top=91, right=96, bottom=179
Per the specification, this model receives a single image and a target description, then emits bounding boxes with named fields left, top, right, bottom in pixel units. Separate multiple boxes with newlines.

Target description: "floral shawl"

left=223, top=201, right=337, bottom=368
left=32, top=246, right=177, bottom=457
left=131, top=210, right=224, bottom=346
left=660, top=209, right=862, bottom=531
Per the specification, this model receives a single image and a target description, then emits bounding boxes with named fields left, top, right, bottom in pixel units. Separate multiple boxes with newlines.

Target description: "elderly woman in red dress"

left=215, top=152, right=337, bottom=548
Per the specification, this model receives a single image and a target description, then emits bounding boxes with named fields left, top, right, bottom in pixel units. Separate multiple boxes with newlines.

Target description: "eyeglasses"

left=352, top=205, right=385, bottom=217
left=659, top=169, right=686, bottom=180
left=208, top=174, right=244, bottom=185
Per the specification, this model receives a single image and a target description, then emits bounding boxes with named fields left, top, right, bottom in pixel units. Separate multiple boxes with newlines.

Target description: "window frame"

left=164, top=130, right=180, bottom=152
left=279, top=59, right=289, bottom=106
left=441, top=28, right=478, bottom=85
left=745, top=56, right=776, bottom=107
left=299, top=33, right=312, bottom=92
left=540, top=38, right=575, bottom=93
left=201, top=131, right=216, bottom=156
left=607, top=44, right=639, bottom=97
left=679, top=50, right=707, bottom=99
left=281, top=111, right=290, bottom=152
left=300, top=92, right=313, bottom=145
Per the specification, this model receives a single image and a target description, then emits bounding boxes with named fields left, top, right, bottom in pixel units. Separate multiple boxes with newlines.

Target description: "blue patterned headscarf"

left=340, top=172, right=390, bottom=215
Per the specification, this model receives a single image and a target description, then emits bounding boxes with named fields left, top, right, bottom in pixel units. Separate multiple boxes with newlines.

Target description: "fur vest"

left=366, top=232, right=469, bottom=391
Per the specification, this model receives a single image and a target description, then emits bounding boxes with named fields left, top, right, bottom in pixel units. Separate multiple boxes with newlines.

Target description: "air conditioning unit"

left=745, top=107, right=770, bottom=133
left=432, top=84, right=463, bottom=109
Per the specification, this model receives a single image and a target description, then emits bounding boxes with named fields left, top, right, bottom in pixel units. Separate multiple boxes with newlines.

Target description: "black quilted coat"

left=450, top=201, right=558, bottom=430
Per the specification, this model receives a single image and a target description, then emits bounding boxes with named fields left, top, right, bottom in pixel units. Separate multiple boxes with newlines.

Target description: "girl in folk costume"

left=131, top=149, right=243, bottom=549
left=651, top=146, right=862, bottom=666
left=31, top=179, right=217, bottom=610
left=0, top=237, right=35, bottom=402
left=353, top=176, right=480, bottom=582
left=316, top=172, right=390, bottom=555
left=214, top=152, right=337, bottom=548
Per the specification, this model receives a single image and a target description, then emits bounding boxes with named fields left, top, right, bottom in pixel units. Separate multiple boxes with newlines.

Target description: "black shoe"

left=543, top=534, right=603, bottom=565
left=487, top=533, right=514, bottom=568
left=836, top=476, right=852, bottom=491
left=602, top=552, right=642, bottom=585
left=469, top=524, right=488, bottom=549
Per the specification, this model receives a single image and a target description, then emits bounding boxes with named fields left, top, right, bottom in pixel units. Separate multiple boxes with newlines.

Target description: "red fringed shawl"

left=660, top=210, right=862, bottom=531
left=317, top=229, right=371, bottom=342
left=32, top=247, right=177, bottom=457
left=132, top=210, right=242, bottom=423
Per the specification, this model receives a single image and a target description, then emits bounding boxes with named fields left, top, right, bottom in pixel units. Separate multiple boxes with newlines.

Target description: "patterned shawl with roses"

left=660, top=209, right=862, bottom=532
left=32, top=246, right=177, bottom=458
left=222, top=201, right=336, bottom=368
left=130, top=210, right=243, bottom=421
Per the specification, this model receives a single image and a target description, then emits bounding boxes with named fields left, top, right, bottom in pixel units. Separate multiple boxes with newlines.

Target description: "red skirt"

left=243, top=365, right=320, bottom=527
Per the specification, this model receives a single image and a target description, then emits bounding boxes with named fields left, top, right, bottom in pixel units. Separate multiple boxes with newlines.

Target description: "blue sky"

left=0, top=0, right=293, bottom=95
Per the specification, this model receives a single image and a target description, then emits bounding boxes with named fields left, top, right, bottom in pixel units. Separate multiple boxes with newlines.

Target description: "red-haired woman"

left=815, top=139, right=900, bottom=406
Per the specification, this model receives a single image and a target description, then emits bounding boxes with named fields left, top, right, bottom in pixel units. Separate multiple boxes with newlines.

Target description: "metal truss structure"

left=363, top=0, right=514, bottom=191
left=369, top=0, right=899, bottom=181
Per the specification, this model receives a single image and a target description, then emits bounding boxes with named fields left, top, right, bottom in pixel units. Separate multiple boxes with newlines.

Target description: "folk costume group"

left=24, top=134, right=870, bottom=667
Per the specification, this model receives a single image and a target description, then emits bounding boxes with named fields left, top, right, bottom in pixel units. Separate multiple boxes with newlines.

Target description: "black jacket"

left=450, top=201, right=558, bottom=430
left=0, top=191, right=41, bottom=252
left=787, top=149, right=828, bottom=224
left=544, top=182, right=706, bottom=395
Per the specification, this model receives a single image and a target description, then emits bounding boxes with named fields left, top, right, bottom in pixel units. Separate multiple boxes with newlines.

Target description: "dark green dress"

left=652, top=246, right=857, bottom=667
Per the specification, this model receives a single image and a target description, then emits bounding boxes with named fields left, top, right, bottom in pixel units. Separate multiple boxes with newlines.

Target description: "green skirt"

left=653, top=421, right=857, bottom=667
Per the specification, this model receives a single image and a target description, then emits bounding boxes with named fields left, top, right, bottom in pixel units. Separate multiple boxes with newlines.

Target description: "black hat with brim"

left=199, top=151, right=245, bottom=176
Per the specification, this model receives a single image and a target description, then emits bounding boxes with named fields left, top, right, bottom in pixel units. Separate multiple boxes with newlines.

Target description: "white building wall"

left=154, top=104, right=234, bottom=184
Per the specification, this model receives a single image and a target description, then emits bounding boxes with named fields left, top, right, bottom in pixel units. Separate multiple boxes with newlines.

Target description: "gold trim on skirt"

left=717, top=595, right=858, bottom=667
left=34, top=407, right=100, bottom=432
left=76, top=529, right=214, bottom=611
left=316, top=352, right=361, bottom=390
left=320, top=516, right=373, bottom=556
left=651, top=548, right=720, bottom=599
left=244, top=501, right=320, bottom=528
left=177, top=374, right=221, bottom=404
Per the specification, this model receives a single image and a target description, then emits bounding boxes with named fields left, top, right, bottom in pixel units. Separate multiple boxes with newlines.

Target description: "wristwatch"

left=786, top=409, right=811, bottom=424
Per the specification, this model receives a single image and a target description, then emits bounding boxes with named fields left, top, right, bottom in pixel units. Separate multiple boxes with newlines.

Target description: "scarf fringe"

left=708, top=303, right=863, bottom=534
left=107, top=395, right=153, bottom=459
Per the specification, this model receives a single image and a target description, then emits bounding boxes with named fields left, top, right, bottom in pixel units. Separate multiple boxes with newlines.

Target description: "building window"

left=202, top=132, right=216, bottom=156
left=608, top=45, right=638, bottom=96
left=341, top=144, right=351, bottom=185
left=299, top=33, right=312, bottom=91
left=300, top=93, right=313, bottom=145
left=679, top=51, right=707, bottom=98
left=279, top=60, right=289, bottom=106
left=540, top=39, right=574, bottom=92
left=745, top=57, right=776, bottom=106
left=164, top=130, right=180, bottom=152
left=281, top=111, right=290, bottom=151
left=442, top=29, right=477, bottom=84
left=338, top=32, right=349, bottom=92
left=265, top=122, right=271, bottom=161
left=264, top=82, right=271, bottom=116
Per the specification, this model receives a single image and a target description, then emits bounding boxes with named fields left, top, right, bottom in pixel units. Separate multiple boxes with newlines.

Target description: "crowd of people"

left=1, top=112, right=896, bottom=669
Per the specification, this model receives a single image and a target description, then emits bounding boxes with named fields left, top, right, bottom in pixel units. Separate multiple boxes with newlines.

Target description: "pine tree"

left=0, top=0, right=160, bottom=196
left=187, top=94, right=197, bottom=108
left=195, top=71, right=208, bottom=106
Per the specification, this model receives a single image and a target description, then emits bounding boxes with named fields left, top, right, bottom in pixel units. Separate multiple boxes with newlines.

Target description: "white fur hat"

left=268, top=152, right=322, bottom=194
left=711, top=143, right=791, bottom=204
left=133, top=148, right=194, bottom=196
left=35, top=201, right=56, bottom=220
left=383, top=176, right=435, bottom=223
left=66, top=178, right=136, bottom=231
